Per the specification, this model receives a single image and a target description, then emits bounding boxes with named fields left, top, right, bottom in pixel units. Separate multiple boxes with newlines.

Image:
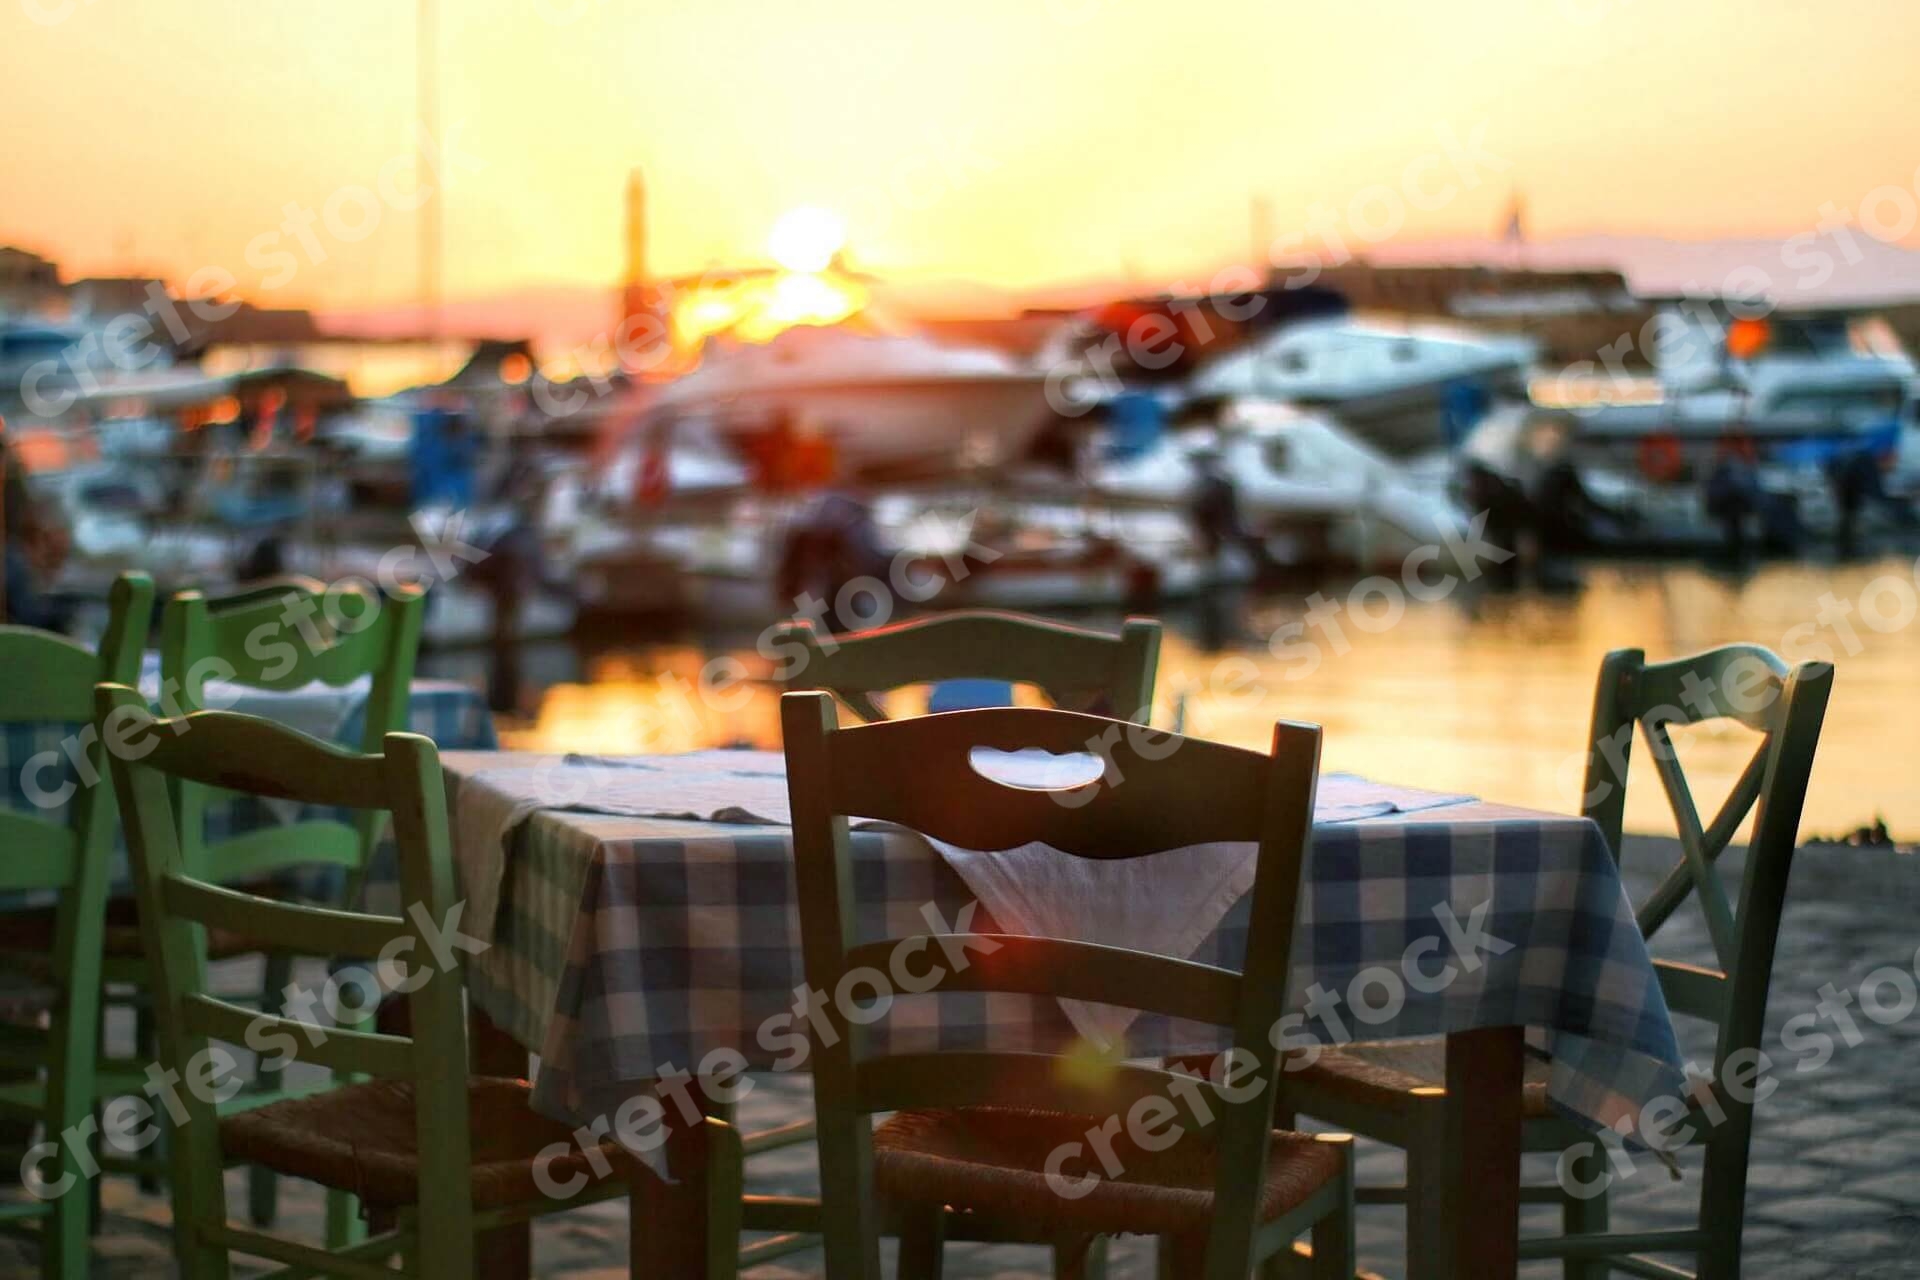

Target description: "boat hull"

left=674, top=374, right=1058, bottom=478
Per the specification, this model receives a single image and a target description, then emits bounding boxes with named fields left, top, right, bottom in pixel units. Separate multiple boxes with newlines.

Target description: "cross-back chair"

left=782, top=691, right=1356, bottom=1280
left=1275, top=643, right=1833, bottom=1280
left=773, top=611, right=1161, bottom=724
left=95, top=684, right=644, bottom=1279
left=0, top=572, right=150, bottom=1279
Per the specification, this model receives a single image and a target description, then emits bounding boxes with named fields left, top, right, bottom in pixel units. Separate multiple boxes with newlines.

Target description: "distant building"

left=1302, top=261, right=1652, bottom=366
left=0, top=246, right=63, bottom=314
left=66, top=275, right=169, bottom=321
left=173, top=302, right=326, bottom=354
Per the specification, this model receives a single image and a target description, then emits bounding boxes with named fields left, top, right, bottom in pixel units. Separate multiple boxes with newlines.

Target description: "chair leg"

left=1257, top=1246, right=1302, bottom=1279
left=702, top=1116, right=744, bottom=1280
left=1311, top=1213, right=1356, bottom=1280
left=85, top=1105, right=104, bottom=1237
left=1404, top=1106, right=1450, bottom=1280
left=248, top=952, right=294, bottom=1227
left=1697, top=1129, right=1751, bottom=1280
left=1054, top=1233, right=1106, bottom=1280
left=87, top=998, right=105, bottom=1238
left=326, top=1188, right=365, bottom=1250
left=134, top=1002, right=162, bottom=1195
left=45, top=1164, right=90, bottom=1280
left=1310, top=1135, right=1357, bottom=1280
left=1561, top=1148, right=1611, bottom=1280
left=176, top=1233, right=232, bottom=1280
left=896, top=1203, right=946, bottom=1280
left=1155, top=1232, right=1204, bottom=1279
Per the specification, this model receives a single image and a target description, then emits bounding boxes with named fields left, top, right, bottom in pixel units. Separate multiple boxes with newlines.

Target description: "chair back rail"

left=782, top=690, right=1320, bottom=1280
left=161, top=579, right=425, bottom=713
left=158, top=577, right=425, bottom=894
left=820, top=705, right=1262, bottom=855
left=774, top=610, right=1160, bottom=723
left=96, top=684, right=477, bottom=1276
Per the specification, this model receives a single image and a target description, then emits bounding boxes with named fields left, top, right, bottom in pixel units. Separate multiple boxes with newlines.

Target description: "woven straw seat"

left=1290, top=1039, right=1554, bottom=1119
left=220, top=1077, right=624, bottom=1210
left=870, top=1106, right=1348, bottom=1237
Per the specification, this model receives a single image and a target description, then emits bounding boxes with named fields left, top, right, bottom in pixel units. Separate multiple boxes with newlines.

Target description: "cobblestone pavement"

left=3, top=838, right=1914, bottom=1278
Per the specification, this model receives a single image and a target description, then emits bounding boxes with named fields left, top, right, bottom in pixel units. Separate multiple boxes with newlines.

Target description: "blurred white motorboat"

left=648, top=325, right=1057, bottom=478
left=1186, top=315, right=1536, bottom=456
left=1530, top=302, right=1913, bottom=475
left=1088, top=398, right=1472, bottom=564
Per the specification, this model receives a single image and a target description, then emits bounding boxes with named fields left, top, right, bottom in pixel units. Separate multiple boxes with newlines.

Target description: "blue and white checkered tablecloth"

left=0, top=675, right=498, bottom=910
left=435, top=751, right=1686, bottom=1143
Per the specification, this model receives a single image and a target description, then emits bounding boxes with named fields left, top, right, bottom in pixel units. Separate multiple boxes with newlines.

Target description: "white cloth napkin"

left=928, top=767, right=1474, bottom=1046
left=450, top=751, right=1472, bottom=1047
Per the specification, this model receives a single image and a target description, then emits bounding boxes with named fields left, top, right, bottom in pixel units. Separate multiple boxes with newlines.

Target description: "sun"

left=767, top=206, right=847, bottom=274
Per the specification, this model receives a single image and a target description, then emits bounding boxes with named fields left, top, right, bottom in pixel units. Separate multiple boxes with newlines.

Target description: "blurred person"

left=470, top=453, right=546, bottom=712
left=1458, top=458, right=1531, bottom=589
left=1189, top=445, right=1272, bottom=574
left=1526, top=419, right=1631, bottom=556
left=1829, top=438, right=1910, bottom=558
left=1703, top=435, right=1762, bottom=563
left=776, top=488, right=889, bottom=631
left=0, top=419, right=73, bottom=630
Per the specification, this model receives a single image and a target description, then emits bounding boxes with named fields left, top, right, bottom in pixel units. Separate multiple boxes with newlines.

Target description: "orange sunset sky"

left=4, top=0, right=1918, bottom=313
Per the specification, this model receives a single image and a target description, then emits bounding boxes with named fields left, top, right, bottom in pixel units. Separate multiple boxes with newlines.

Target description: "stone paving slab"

left=2, top=838, right=1914, bottom=1277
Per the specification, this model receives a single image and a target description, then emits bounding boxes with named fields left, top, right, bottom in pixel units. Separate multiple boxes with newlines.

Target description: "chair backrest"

left=1579, top=645, right=1832, bottom=1078
left=772, top=610, right=1161, bottom=724
left=0, top=568, right=149, bottom=994
left=782, top=691, right=1320, bottom=1280
left=159, top=577, right=426, bottom=884
left=94, top=682, right=475, bottom=1275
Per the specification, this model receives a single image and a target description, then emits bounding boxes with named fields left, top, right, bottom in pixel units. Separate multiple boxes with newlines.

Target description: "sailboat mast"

left=418, top=0, right=441, bottom=364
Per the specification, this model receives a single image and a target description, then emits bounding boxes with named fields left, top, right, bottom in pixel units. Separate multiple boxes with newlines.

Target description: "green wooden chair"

left=782, top=692, right=1356, bottom=1280
left=1274, top=644, right=1834, bottom=1280
left=733, top=610, right=1163, bottom=1273
left=773, top=611, right=1162, bottom=724
left=159, top=576, right=426, bottom=906
left=0, top=572, right=150, bottom=1279
left=93, top=683, right=650, bottom=1279
left=154, top=576, right=427, bottom=1230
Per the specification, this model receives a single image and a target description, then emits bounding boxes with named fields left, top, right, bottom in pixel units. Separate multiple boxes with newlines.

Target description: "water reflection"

left=485, top=560, right=1920, bottom=840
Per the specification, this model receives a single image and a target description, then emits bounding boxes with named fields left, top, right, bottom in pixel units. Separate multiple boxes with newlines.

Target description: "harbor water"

left=438, top=557, right=1920, bottom=844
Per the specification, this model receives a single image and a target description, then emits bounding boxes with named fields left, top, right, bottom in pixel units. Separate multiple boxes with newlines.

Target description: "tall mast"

left=418, top=0, right=442, bottom=362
